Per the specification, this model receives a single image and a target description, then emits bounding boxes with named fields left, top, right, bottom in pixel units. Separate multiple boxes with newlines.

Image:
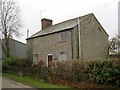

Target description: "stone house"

left=27, top=13, right=109, bottom=67
left=1, top=38, right=26, bottom=59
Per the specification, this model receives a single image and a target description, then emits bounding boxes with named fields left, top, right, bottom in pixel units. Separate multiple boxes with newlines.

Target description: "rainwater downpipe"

left=70, top=30, right=73, bottom=59
left=77, top=18, right=81, bottom=60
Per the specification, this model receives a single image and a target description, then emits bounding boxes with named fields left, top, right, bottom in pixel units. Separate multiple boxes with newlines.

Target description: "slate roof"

left=27, top=13, right=92, bottom=40
left=27, top=13, right=108, bottom=40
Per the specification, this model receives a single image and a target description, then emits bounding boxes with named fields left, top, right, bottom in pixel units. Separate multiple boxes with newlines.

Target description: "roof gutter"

left=26, top=27, right=74, bottom=40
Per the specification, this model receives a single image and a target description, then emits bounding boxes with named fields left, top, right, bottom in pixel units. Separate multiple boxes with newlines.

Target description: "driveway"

left=1, top=76, right=38, bottom=89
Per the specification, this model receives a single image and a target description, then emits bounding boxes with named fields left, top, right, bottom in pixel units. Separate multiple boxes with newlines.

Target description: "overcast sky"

left=14, top=0, right=119, bottom=43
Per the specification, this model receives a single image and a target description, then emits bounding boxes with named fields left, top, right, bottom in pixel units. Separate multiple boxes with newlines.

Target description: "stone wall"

left=32, top=30, right=73, bottom=65
left=80, top=14, right=109, bottom=60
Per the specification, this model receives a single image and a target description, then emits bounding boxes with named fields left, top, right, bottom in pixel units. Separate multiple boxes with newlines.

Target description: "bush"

left=3, top=57, right=120, bottom=87
left=21, top=58, right=32, bottom=67
left=52, top=58, right=120, bottom=87
left=2, top=56, right=22, bottom=71
left=84, top=58, right=120, bottom=86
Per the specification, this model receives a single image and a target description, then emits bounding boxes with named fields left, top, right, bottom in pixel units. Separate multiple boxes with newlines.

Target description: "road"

left=0, top=76, right=2, bottom=90
left=1, top=76, right=38, bottom=89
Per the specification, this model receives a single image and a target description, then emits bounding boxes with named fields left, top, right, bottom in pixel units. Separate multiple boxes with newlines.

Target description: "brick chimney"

left=41, top=18, right=52, bottom=29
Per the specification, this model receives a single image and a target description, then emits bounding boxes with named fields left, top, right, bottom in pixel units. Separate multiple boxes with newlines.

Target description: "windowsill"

left=58, top=41, right=66, bottom=43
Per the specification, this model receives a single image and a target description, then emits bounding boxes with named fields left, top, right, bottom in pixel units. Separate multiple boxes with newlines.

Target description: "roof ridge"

left=53, top=13, right=93, bottom=26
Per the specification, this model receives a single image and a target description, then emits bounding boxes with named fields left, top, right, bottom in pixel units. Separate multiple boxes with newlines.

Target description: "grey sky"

left=14, top=0, right=119, bottom=43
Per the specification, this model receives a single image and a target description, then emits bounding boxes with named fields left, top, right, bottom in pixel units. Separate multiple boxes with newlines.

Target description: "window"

left=59, top=32, right=66, bottom=42
left=59, top=52, right=67, bottom=61
left=33, top=54, right=38, bottom=64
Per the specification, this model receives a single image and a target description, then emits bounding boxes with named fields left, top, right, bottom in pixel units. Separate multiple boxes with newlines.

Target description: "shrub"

left=21, top=58, right=32, bottom=67
left=84, top=58, right=120, bottom=87
left=51, top=58, right=120, bottom=87
left=3, top=57, right=120, bottom=87
left=2, top=56, right=21, bottom=71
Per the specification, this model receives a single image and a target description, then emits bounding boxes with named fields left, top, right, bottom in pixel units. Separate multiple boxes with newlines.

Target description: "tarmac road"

left=1, top=76, right=39, bottom=89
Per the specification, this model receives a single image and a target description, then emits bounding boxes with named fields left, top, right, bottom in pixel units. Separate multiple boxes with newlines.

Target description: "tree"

left=109, top=35, right=120, bottom=55
left=0, top=0, right=21, bottom=57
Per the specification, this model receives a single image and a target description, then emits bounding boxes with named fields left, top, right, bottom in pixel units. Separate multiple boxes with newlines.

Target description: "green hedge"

left=84, top=59, right=120, bottom=86
left=2, top=56, right=22, bottom=71
left=3, top=58, right=120, bottom=87
left=52, top=58, right=120, bottom=87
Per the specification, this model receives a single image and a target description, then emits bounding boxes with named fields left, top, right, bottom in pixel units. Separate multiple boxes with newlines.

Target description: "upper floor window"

left=59, top=32, right=66, bottom=42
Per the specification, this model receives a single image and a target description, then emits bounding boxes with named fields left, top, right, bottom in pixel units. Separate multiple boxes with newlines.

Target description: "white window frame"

left=33, top=54, right=38, bottom=64
left=59, top=52, right=67, bottom=61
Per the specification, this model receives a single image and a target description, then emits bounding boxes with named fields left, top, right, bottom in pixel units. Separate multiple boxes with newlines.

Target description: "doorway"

left=47, top=54, right=53, bottom=67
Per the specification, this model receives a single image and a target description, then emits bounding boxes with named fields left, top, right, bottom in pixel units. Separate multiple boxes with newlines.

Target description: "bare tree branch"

left=0, top=0, right=21, bottom=57
left=109, top=35, right=120, bottom=55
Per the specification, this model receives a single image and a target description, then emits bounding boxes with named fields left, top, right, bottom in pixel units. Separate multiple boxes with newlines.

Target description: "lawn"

left=2, top=73, right=69, bottom=89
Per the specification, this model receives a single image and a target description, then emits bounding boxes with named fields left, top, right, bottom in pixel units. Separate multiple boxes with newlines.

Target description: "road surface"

left=0, top=76, right=2, bottom=90
left=1, top=76, right=38, bottom=89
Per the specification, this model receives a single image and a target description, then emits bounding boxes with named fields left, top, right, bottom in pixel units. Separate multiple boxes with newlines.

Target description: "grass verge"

left=2, top=73, right=68, bottom=89
left=0, top=60, right=2, bottom=76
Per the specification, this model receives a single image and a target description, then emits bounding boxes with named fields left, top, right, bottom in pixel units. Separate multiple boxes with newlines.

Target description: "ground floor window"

left=33, top=54, right=38, bottom=64
left=59, top=52, right=67, bottom=61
